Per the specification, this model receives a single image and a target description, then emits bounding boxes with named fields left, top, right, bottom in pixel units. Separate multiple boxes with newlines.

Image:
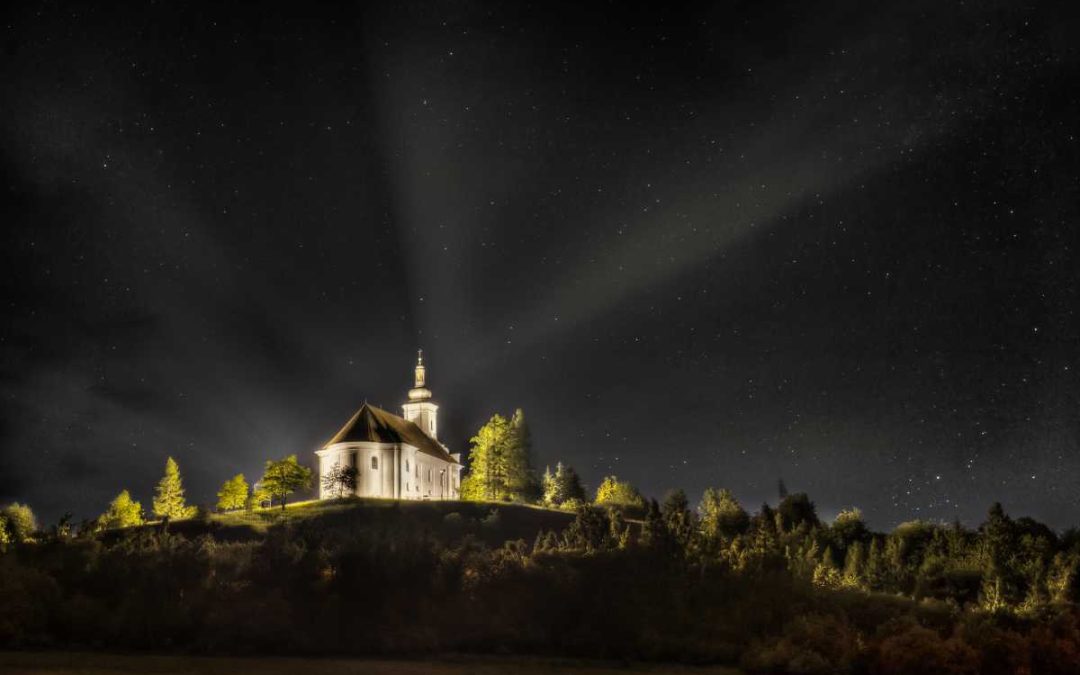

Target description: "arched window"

left=405, top=459, right=410, bottom=472
left=371, top=456, right=378, bottom=470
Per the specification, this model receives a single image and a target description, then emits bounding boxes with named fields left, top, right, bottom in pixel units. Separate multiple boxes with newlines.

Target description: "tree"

left=260, top=455, right=313, bottom=510
left=463, top=413, right=511, bottom=500
left=0, top=517, right=9, bottom=548
left=507, top=408, right=541, bottom=501
left=594, top=475, right=645, bottom=510
left=216, top=473, right=249, bottom=511
left=777, top=478, right=789, bottom=500
left=543, top=462, right=586, bottom=507
left=152, top=456, right=195, bottom=520
left=777, top=492, right=819, bottom=532
left=1, top=503, right=37, bottom=542
left=99, top=490, right=144, bottom=530
left=246, top=481, right=270, bottom=512
left=321, top=463, right=359, bottom=499
left=698, top=487, right=750, bottom=540
left=662, top=489, right=696, bottom=550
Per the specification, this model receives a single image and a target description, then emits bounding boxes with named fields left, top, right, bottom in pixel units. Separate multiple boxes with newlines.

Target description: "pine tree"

left=594, top=475, right=645, bottom=509
left=464, top=413, right=511, bottom=500
left=216, top=473, right=249, bottom=511
left=507, top=408, right=540, bottom=501
left=153, top=457, right=194, bottom=520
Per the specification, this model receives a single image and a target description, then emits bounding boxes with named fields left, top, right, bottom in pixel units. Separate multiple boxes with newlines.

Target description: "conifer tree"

left=152, top=457, right=194, bottom=520
left=595, top=475, right=645, bottom=510
left=216, top=473, right=249, bottom=511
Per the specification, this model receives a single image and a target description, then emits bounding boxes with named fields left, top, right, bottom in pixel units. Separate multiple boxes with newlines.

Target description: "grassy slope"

left=0, top=651, right=744, bottom=675
left=149, top=498, right=577, bottom=546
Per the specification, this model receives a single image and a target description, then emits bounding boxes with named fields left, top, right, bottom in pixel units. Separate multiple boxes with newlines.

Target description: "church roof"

left=325, top=402, right=460, bottom=465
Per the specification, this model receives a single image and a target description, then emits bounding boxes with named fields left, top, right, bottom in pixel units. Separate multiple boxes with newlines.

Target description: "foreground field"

left=0, top=652, right=743, bottom=675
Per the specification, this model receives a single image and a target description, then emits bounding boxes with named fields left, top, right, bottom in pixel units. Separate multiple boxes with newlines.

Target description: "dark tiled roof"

left=325, top=402, right=459, bottom=465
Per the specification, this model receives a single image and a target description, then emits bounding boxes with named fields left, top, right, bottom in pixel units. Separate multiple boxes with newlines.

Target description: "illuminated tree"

left=260, top=455, right=313, bottom=510
left=216, top=473, right=249, bottom=511
left=321, top=463, right=358, bottom=499
left=594, top=475, right=645, bottom=510
left=152, top=456, right=195, bottom=520
left=462, top=414, right=510, bottom=500
left=246, top=481, right=270, bottom=512
left=99, top=490, right=144, bottom=530
left=0, top=502, right=37, bottom=542
left=0, top=517, right=9, bottom=548
left=698, top=487, right=749, bottom=540
left=542, top=462, right=586, bottom=507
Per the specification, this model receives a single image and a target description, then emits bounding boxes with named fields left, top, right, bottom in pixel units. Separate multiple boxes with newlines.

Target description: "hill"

left=147, top=498, right=577, bottom=546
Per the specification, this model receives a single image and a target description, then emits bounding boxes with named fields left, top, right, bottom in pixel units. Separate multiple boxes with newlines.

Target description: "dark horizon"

left=1, top=0, right=1077, bottom=530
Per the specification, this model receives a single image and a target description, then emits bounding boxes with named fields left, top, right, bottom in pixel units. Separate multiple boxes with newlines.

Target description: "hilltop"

left=135, top=498, right=577, bottom=546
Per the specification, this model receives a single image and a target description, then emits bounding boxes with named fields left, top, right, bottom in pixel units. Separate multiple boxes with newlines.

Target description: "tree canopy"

left=216, top=474, right=249, bottom=511
left=594, top=475, right=645, bottom=510
left=260, top=455, right=313, bottom=510
left=461, top=410, right=538, bottom=502
left=0, top=502, right=37, bottom=543
left=98, top=490, right=144, bottom=530
left=542, top=462, right=586, bottom=508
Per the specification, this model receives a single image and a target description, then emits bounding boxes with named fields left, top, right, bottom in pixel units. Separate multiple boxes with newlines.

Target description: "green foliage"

left=462, top=411, right=539, bottom=502
left=260, top=455, right=313, bottom=510
left=152, top=457, right=194, bottom=520
left=541, top=462, right=586, bottom=507
left=246, top=482, right=270, bottom=512
left=99, top=490, right=144, bottom=530
left=0, top=494, right=1079, bottom=671
left=0, top=503, right=37, bottom=543
left=216, top=474, right=249, bottom=511
left=594, top=475, right=645, bottom=510
left=699, top=487, right=750, bottom=541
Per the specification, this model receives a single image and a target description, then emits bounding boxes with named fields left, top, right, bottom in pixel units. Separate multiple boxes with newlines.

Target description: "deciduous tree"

left=216, top=473, right=249, bottom=511
left=99, top=490, right=144, bottom=530
left=321, top=463, right=358, bottom=499
left=0, top=503, right=37, bottom=542
left=260, top=455, right=313, bottom=510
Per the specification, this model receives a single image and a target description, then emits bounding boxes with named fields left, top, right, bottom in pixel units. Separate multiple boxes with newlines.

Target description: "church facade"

left=315, top=352, right=463, bottom=500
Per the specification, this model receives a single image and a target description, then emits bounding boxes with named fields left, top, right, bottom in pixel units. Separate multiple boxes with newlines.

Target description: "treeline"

left=2, top=488, right=1078, bottom=673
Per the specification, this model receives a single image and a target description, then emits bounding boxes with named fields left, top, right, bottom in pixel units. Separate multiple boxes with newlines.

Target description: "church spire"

left=414, top=349, right=426, bottom=388
left=407, top=348, right=432, bottom=402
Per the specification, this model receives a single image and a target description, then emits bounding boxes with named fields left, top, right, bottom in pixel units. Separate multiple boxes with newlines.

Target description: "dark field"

left=0, top=652, right=742, bottom=675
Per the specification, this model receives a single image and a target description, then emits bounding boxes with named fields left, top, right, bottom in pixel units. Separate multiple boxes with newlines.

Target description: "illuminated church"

left=315, top=351, right=462, bottom=500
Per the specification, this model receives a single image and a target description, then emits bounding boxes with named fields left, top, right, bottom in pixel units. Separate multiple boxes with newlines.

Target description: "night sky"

left=2, top=1, right=1077, bottom=529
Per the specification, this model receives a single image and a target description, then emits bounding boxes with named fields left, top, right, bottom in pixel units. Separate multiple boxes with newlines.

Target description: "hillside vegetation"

left=2, top=491, right=1079, bottom=674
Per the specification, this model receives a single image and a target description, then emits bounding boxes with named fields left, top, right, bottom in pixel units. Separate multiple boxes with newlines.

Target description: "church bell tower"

left=402, top=349, right=439, bottom=439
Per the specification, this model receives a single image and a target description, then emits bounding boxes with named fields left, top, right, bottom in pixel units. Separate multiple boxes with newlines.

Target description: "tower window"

left=405, top=459, right=409, bottom=472
left=371, top=456, right=378, bottom=470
